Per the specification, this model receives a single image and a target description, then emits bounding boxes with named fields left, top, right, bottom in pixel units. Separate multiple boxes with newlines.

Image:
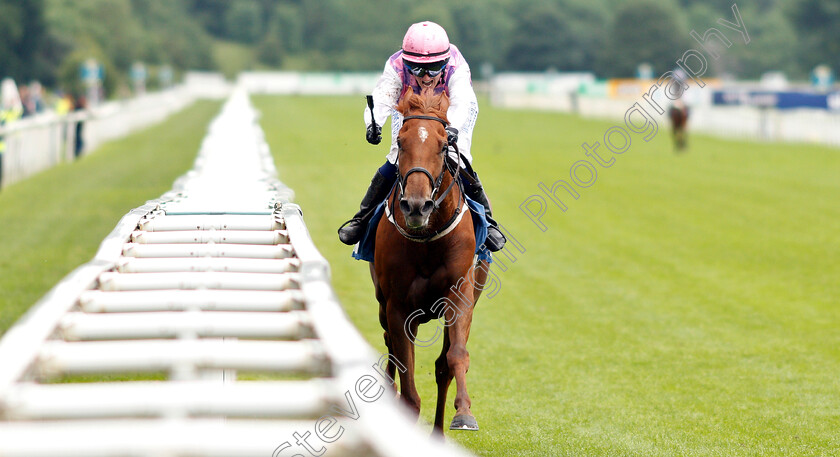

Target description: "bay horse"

left=371, top=89, right=489, bottom=435
left=669, top=101, right=689, bottom=151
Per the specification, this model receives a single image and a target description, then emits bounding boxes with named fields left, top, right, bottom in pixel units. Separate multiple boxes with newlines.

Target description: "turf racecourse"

left=0, top=95, right=836, bottom=456
left=253, top=95, right=840, bottom=457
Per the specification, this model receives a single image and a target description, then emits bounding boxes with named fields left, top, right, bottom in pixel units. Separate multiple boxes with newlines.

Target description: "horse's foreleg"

left=432, top=330, right=453, bottom=437
left=382, top=331, right=399, bottom=394
left=379, top=304, right=398, bottom=393
left=447, top=294, right=478, bottom=431
left=387, top=306, right=421, bottom=419
left=471, top=259, right=490, bottom=305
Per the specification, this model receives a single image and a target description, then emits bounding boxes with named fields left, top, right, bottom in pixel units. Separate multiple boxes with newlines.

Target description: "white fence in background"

left=5, top=70, right=837, bottom=193
left=0, top=73, right=232, bottom=190
left=0, top=70, right=383, bottom=190
left=490, top=73, right=840, bottom=148
left=84, top=87, right=198, bottom=152
left=238, top=71, right=380, bottom=95
left=0, top=89, right=474, bottom=457
left=489, top=72, right=595, bottom=112
left=0, top=111, right=76, bottom=189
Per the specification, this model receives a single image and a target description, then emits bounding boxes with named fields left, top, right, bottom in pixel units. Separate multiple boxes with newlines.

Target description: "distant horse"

left=669, top=102, right=690, bottom=151
left=371, top=89, right=489, bottom=435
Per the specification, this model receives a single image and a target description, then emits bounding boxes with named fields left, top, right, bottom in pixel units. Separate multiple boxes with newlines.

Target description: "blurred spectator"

left=55, top=91, right=73, bottom=116
left=1, top=78, right=24, bottom=187
left=28, top=81, right=45, bottom=114
left=1, top=78, right=24, bottom=121
left=20, top=81, right=46, bottom=117
left=19, top=85, right=32, bottom=117
left=73, top=93, right=87, bottom=157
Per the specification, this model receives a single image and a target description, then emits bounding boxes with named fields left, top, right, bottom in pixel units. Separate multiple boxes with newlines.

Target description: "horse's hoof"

left=449, top=414, right=479, bottom=431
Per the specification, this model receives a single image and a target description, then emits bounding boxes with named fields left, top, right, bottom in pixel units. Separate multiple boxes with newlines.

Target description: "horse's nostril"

left=421, top=200, right=434, bottom=215
left=399, top=199, right=411, bottom=214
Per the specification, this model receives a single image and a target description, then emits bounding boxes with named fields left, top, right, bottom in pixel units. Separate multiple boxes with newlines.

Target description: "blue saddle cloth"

left=352, top=196, right=492, bottom=263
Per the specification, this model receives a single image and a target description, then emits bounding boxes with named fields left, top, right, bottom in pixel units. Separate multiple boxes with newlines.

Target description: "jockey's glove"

left=445, top=126, right=459, bottom=146
left=366, top=123, right=382, bottom=145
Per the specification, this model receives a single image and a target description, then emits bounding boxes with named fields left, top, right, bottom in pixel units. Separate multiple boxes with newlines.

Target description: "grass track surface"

left=0, top=100, right=222, bottom=333
left=254, top=95, right=840, bottom=456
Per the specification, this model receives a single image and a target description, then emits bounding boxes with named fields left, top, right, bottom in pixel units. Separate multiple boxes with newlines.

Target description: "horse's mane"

left=397, top=89, right=450, bottom=122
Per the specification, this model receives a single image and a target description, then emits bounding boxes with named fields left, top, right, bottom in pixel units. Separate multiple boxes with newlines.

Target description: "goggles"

left=404, top=59, right=448, bottom=78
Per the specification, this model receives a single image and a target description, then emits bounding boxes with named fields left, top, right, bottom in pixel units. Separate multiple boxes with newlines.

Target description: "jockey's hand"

left=366, top=124, right=382, bottom=145
left=445, top=126, right=459, bottom=146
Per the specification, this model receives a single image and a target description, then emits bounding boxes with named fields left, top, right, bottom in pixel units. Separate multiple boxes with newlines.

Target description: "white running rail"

left=0, top=89, right=474, bottom=457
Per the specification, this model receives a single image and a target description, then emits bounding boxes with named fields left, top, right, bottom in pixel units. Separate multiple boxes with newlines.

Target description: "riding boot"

left=338, top=169, right=395, bottom=245
left=463, top=172, right=506, bottom=252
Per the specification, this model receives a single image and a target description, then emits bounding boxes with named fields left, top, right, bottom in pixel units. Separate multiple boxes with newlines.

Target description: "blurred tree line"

left=1, top=0, right=837, bottom=98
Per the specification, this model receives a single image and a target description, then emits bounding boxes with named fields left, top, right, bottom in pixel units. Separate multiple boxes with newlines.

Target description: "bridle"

left=396, top=115, right=461, bottom=210
left=387, top=114, right=466, bottom=242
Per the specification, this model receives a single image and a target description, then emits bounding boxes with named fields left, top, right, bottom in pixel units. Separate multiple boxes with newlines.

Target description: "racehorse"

left=371, top=88, right=489, bottom=435
left=669, top=102, right=689, bottom=151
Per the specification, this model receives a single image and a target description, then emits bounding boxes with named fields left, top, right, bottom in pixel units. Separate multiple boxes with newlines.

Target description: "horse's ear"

left=396, top=87, right=412, bottom=116
left=438, top=91, right=450, bottom=114
left=397, top=90, right=425, bottom=116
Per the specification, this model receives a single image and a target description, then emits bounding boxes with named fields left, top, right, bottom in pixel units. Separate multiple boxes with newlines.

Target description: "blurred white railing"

left=5, top=71, right=836, bottom=193
left=490, top=75, right=840, bottom=148
left=0, top=70, right=385, bottom=190
left=0, top=111, right=77, bottom=189
left=578, top=97, right=840, bottom=147
left=84, top=87, right=197, bottom=152
left=0, top=70, right=383, bottom=190
left=238, top=71, right=380, bottom=95
left=0, top=74, right=233, bottom=190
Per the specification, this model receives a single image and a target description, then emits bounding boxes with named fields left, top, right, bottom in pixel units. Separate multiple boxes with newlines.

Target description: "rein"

left=388, top=114, right=465, bottom=243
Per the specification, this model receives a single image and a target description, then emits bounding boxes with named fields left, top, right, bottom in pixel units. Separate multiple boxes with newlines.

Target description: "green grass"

left=253, top=95, right=840, bottom=456
left=1, top=94, right=837, bottom=456
left=0, top=100, right=222, bottom=333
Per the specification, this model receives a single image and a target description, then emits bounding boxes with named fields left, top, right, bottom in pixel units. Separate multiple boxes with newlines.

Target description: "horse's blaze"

left=418, top=126, right=428, bottom=143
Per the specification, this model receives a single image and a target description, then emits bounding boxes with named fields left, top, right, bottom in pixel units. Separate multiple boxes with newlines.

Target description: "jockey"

left=338, top=21, right=506, bottom=251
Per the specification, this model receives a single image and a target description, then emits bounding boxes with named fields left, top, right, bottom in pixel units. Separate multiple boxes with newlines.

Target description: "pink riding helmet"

left=401, top=21, right=451, bottom=64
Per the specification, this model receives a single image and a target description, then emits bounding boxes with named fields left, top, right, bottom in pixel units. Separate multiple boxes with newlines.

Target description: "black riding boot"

left=464, top=172, right=506, bottom=252
left=338, top=170, right=394, bottom=245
